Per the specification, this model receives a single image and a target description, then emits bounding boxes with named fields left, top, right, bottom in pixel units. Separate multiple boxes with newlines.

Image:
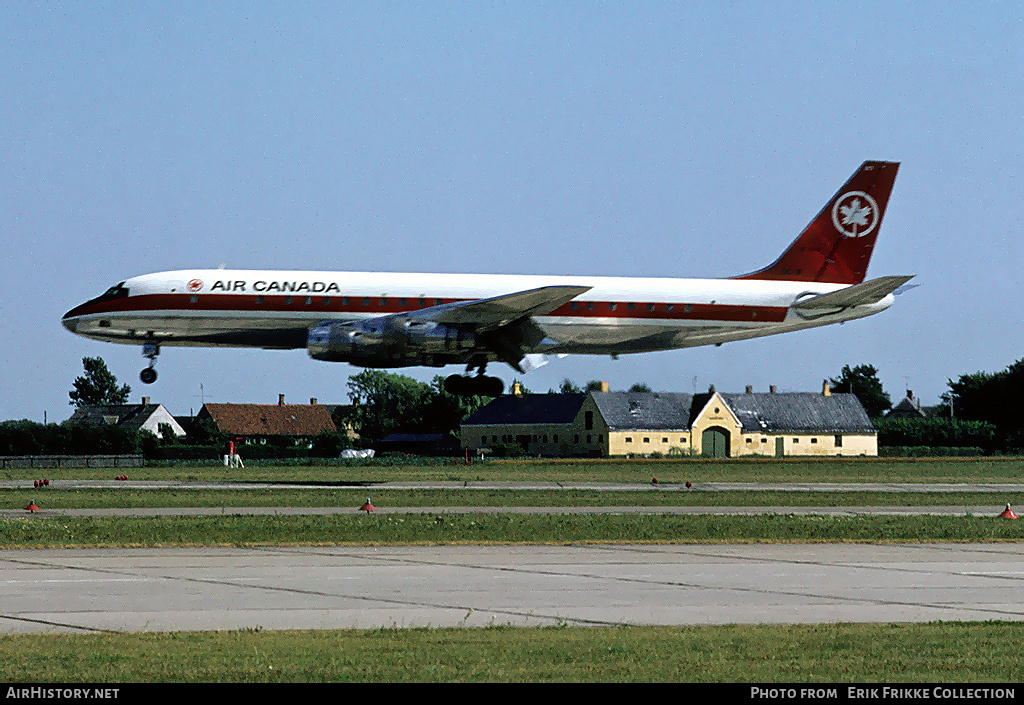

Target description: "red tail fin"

left=735, top=161, right=899, bottom=284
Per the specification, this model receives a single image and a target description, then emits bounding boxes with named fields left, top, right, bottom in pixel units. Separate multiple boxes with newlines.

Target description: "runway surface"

left=2, top=542, right=1024, bottom=634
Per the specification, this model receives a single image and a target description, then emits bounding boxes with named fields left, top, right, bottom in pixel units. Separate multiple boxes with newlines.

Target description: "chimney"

left=278, top=394, right=285, bottom=406
left=599, top=381, right=609, bottom=393
left=745, top=385, right=753, bottom=394
left=822, top=380, right=831, bottom=397
left=141, top=396, right=150, bottom=405
left=708, top=384, right=716, bottom=393
left=770, top=385, right=777, bottom=394
left=310, top=398, right=318, bottom=405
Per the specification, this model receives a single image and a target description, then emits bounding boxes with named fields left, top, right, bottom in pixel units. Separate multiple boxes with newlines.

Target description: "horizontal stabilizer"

left=793, top=275, right=914, bottom=310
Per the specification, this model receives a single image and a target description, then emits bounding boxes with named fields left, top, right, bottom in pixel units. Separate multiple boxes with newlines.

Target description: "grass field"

left=2, top=622, right=1022, bottom=682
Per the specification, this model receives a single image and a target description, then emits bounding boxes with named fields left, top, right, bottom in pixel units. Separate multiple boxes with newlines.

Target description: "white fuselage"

left=62, top=269, right=893, bottom=359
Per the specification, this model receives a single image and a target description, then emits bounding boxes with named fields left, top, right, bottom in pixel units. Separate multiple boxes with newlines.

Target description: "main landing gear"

left=140, top=342, right=159, bottom=384
left=444, top=359, right=504, bottom=398
left=444, top=374, right=504, bottom=398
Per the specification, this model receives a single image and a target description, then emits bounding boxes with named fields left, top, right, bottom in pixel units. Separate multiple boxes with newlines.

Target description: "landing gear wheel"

left=444, top=374, right=467, bottom=396
left=140, top=341, right=160, bottom=385
left=444, top=374, right=504, bottom=398
left=480, top=376, right=504, bottom=397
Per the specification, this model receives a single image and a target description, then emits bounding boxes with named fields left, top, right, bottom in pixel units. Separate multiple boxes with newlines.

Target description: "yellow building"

left=461, top=383, right=877, bottom=458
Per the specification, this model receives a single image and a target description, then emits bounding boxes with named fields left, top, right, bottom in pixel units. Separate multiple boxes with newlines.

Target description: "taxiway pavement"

left=2, top=542, right=1023, bottom=634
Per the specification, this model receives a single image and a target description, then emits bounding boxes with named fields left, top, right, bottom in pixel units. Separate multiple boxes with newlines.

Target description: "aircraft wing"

left=792, top=275, right=914, bottom=310
left=406, top=285, right=591, bottom=331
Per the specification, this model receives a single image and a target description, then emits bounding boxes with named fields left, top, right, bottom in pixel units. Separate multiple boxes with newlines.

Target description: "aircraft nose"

left=61, top=310, right=79, bottom=334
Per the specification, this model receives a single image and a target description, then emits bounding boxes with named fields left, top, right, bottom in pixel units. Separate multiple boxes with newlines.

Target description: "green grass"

left=3, top=512, right=1023, bottom=548
left=1, top=622, right=1021, bottom=682
left=4, top=487, right=1024, bottom=510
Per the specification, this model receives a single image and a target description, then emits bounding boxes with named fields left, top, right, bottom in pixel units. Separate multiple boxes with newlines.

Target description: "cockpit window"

left=83, top=282, right=129, bottom=308
left=102, top=283, right=129, bottom=299
left=100, top=282, right=129, bottom=300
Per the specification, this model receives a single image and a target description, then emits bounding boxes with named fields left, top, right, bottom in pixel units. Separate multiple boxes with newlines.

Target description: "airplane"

left=62, top=160, right=911, bottom=397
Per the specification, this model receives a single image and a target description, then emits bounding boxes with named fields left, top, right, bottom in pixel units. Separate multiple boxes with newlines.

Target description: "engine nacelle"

left=307, top=318, right=476, bottom=364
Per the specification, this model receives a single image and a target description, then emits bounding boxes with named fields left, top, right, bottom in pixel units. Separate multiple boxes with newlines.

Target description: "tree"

left=628, top=383, right=652, bottom=393
left=558, top=379, right=582, bottom=394
left=345, top=370, right=434, bottom=443
left=830, top=364, right=891, bottom=418
left=69, top=357, right=131, bottom=407
left=947, top=358, right=1024, bottom=447
left=344, top=370, right=497, bottom=444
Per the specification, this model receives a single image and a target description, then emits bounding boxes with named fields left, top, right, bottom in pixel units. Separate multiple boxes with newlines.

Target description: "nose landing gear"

left=140, top=342, right=159, bottom=384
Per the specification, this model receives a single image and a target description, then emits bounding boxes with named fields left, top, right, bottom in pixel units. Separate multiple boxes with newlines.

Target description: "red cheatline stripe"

left=65, top=293, right=789, bottom=323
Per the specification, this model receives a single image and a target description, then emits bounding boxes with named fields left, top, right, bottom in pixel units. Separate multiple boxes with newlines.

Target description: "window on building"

left=585, top=411, right=593, bottom=430
left=626, top=437, right=632, bottom=443
left=811, top=437, right=818, bottom=444
left=643, top=437, right=650, bottom=443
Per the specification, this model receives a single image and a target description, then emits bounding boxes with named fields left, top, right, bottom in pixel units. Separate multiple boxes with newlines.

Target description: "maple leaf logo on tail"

left=831, top=191, right=879, bottom=238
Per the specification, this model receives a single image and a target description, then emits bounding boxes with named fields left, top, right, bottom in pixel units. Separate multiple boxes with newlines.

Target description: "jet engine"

left=307, top=318, right=476, bottom=366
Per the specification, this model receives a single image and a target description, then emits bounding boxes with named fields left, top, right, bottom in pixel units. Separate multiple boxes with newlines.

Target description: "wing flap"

left=793, top=275, right=914, bottom=310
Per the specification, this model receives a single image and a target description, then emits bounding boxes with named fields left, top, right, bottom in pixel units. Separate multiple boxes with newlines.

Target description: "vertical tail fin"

left=734, top=161, right=899, bottom=284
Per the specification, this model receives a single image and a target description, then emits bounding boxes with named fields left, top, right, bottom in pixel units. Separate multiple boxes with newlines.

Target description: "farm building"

left=67, top=397, right=187, bottom=440
left=460, top=382, right=877, bottom=458
left=196, top=395, right=337, bottom=446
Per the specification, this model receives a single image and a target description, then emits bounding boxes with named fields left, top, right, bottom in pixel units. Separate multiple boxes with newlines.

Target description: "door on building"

left=701, top=427, right=730, bottom=458
left=775, top=437, right=785, bottom=458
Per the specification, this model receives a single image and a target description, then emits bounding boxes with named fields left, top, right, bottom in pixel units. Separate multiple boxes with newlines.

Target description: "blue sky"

left=2, top=2, right=1021, bottom=421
